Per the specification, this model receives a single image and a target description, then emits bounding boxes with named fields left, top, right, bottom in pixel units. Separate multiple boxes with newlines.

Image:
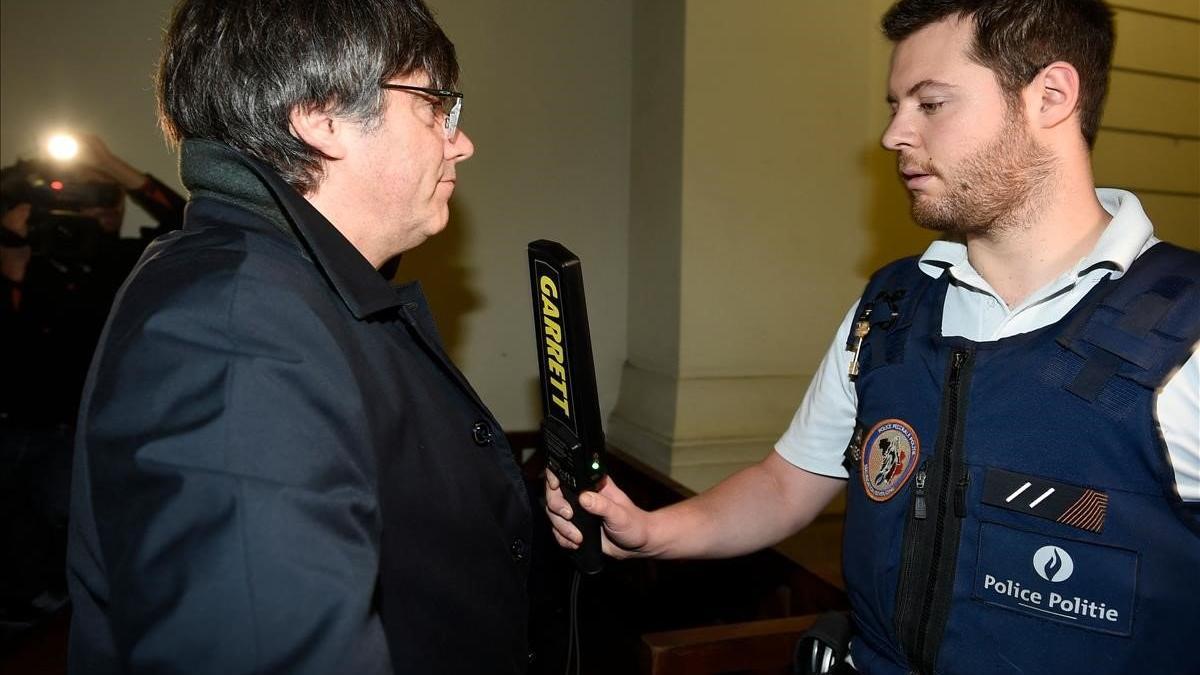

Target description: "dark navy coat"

left=67, top=140, right=532, bottom=674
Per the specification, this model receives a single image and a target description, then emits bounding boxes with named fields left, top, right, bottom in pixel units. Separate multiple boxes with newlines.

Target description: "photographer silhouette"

left=0, top=133, right=182, bottom=636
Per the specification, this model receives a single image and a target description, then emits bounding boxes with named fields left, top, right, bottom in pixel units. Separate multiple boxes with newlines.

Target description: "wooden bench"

left=638, top=504, right=846, bottom=675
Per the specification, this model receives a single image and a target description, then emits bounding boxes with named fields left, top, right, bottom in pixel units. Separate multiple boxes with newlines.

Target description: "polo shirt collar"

left=916, top=188, right=1156, bottom=286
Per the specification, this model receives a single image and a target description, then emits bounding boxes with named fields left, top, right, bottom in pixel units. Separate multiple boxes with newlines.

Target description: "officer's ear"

left=1028, top=61, right=1081, bottom=135
left=289, top=104, right=348, bottom=160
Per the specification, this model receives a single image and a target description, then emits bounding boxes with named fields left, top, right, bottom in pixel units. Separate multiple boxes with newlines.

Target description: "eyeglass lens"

left=444, top=97, right=462, bottom=139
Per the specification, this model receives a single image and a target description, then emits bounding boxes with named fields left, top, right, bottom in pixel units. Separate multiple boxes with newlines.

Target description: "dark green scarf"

left=179, top=139, right=293, bottom=237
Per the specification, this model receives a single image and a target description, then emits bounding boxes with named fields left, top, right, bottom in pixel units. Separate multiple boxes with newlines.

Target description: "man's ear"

left=1029, top=61, right=1081, bottom=133
left=289, top=104, right=347, bottom=160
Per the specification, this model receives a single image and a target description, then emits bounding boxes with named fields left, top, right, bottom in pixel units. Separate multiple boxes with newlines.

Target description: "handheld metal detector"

left=528, top=240, right=606, bottom=574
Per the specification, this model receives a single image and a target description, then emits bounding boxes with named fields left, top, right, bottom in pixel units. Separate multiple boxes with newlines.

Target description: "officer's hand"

left=544, top=471, right=652, bottom=560
left=1, top=203, right=32, bottom=283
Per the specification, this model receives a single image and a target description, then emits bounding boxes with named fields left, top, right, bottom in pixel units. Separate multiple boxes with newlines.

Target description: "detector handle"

left=560, top=481, right=604, bottom=574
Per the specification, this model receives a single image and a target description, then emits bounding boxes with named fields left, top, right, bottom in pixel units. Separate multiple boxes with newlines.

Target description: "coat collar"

left=180, top=139, right=405, bottom=320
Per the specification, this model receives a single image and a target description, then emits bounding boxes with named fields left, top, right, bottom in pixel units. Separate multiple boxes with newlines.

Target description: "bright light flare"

left=47, top=133, right=80, bottom=161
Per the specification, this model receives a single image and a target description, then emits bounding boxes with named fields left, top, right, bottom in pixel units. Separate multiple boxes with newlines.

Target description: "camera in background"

left=0, top=159, right=124, bottom=260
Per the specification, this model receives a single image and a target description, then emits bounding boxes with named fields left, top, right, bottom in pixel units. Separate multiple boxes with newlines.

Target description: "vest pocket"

left=970, top=520, right=1136, bottom=637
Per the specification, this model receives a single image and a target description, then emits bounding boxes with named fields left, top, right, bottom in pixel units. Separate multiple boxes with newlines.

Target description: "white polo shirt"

left=776, top=189, right=1200, bottom=501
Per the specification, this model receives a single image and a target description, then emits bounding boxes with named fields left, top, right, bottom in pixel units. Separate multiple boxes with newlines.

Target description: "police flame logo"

left=1032, top=545, right=1074, bottom=583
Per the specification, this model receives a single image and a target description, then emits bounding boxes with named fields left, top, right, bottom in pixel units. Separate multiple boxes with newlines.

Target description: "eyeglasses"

left=381, top=84, right=463, bottom=141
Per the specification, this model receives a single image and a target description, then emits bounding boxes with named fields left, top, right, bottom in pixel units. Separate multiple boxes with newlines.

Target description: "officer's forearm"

left=646, top=451, right=843, bottom=559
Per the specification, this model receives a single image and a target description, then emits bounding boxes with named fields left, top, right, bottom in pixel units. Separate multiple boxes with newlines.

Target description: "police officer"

left=546, top=1, right=1199, bottom=673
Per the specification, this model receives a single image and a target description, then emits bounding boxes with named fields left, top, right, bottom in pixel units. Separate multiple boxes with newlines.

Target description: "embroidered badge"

left=861, top=418, right=920, bottom=501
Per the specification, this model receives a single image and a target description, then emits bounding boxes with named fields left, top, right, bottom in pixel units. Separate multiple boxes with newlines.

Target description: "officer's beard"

left=906, top=104, right=1057, bottom=239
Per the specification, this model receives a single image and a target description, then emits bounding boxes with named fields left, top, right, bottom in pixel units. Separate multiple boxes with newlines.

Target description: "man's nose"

left=448, top=129, right=475, bottom=161
left=881, top=113, right=917, bottom=152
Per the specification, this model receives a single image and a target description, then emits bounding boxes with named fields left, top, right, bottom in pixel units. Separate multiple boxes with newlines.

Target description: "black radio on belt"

left=528, top=240, right=606, bottom=574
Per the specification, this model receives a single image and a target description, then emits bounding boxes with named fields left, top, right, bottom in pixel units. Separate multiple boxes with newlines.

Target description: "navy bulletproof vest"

left=840, top=242, right=1200, bottom=675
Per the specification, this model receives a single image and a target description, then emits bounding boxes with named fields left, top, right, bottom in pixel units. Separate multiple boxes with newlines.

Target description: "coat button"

left=471, top=421, right=494, bottom=446
left=510, top=537, right=527, bottom=562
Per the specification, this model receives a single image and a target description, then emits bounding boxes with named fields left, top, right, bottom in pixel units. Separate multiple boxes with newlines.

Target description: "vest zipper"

left=913, top=465, right=927, bottom=520
left=953, top=472, right=971, bottom=518
left=895, top=348, right=973, bottom=674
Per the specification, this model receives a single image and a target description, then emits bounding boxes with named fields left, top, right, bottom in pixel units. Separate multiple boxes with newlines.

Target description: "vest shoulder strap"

left=850, top=256, right=933, bottom=374
left=1058, top=242, right=1200, bottom=401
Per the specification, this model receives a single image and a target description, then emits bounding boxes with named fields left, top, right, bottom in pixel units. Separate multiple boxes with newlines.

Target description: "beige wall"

left=0, top=1, right=181, bottom=213
left=610, top=1, right=923, bottom=486
left=1095, top=2, right=1200, bottom=248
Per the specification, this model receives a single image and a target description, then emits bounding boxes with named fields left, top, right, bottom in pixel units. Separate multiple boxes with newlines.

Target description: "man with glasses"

left=67, top=1, right=533, bottom=673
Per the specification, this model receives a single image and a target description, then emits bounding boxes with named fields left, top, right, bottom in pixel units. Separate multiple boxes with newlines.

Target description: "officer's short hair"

left=156, top=0, right=458, bottom=193
left=882, top=0, right=1114, bottom=149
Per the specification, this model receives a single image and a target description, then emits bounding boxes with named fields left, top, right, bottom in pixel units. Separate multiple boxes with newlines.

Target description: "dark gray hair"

left=156, top=0, right=459, bottom=192
left=882, top=0, right=1114, bottom=149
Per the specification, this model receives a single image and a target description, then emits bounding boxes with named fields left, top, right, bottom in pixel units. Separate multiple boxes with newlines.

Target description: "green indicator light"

left=591, top=461, right=601, bottom=470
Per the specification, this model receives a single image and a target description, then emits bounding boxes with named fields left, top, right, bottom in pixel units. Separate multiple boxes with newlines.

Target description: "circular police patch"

left=861, top=418, right=920, bottom=502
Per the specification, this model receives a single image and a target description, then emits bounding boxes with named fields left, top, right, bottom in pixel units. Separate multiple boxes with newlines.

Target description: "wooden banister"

left=641, top=614, right=819, bottom=675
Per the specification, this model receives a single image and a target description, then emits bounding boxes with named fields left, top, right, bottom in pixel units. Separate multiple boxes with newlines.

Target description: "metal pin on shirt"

left=847, top=314, right=871, bottom=380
